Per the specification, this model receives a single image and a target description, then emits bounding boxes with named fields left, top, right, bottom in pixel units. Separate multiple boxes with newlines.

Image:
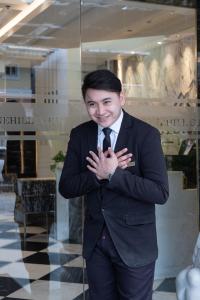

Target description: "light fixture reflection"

left=0, top=0, right=52, bottom=41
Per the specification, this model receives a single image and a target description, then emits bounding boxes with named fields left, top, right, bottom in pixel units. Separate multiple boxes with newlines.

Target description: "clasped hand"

left=86, top=147, right=132, bottom=180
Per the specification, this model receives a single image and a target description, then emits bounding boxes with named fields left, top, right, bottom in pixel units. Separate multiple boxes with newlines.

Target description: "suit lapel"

left=114, top=111, right=134, bottom=153
left=87, top=121, right=98, bottom=154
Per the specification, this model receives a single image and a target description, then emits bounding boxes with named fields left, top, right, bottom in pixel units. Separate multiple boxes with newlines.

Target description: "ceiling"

left=0, top=0, right=195, bottom=62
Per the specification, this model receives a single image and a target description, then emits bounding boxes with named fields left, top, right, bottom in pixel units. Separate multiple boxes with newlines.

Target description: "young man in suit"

left=59, top=69, right=169, bottom=300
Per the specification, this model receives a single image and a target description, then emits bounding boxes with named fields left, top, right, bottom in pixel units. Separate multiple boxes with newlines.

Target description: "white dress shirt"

left=97, top=110, right=124, bottom=151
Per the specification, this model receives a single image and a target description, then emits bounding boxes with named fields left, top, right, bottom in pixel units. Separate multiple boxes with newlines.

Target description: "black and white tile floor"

left=0, top=194, right=177, bottom=299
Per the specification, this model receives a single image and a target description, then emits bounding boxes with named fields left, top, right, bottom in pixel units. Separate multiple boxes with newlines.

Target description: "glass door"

left=81, top=0, right=198, bottom=283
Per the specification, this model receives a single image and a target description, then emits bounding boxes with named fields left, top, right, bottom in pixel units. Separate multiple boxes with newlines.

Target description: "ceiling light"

left=30, top=25, right=49, bottom=35
left=53, top=1, right=70, bottom=6
left=157, top=41, right=163, bottom=45
left=19, top=22, right=61, bottom=29
left=13, top=34, right=54, bottom=40
left=0, top=0, right=53, bottom=42
left=82, top=2, right=115, bottom=8
left=22, top=0, right=35, bottom=3
left=84, top=48, right=149, bottom=56
left=7, top=44, right=50, bottom=51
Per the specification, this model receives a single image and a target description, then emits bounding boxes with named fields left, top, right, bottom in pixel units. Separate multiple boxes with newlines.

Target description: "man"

left=59, top=69, right=169, bottom=300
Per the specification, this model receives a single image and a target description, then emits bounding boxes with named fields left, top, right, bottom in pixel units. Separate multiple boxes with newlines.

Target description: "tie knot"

left=102, top=127, right=112, bottom=137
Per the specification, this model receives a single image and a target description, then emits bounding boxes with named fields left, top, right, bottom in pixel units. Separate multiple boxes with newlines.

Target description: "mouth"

left=96, top=115, right=110, bottom=121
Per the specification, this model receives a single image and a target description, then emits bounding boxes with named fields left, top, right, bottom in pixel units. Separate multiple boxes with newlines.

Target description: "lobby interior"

left=0, top=0, right=198, bottom=299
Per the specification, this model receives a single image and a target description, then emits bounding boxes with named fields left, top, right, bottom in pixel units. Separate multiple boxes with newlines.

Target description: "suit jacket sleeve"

left=59, top=128, right=100, bottom=198
left=107, top=128, right=169, bottom=204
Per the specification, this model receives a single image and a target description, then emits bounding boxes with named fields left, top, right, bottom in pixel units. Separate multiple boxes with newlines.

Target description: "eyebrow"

left=86, top=97, right=111, bottom=103
left=102, top=97, right=111, bottom=101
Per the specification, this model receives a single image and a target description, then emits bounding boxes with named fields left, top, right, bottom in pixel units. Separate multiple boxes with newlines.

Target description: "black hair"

left=82, top=69, right=122, bottom=99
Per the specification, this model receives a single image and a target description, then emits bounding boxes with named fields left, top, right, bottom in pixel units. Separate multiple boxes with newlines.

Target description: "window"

left=5, top=65, right=19, bottom=79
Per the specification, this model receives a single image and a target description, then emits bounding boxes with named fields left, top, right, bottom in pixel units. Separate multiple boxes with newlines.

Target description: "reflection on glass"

left=0, top=0, right=86, bottom=299
left=81, top=0, right=198, bottom=289
left=0, top=0, right=197, bottom=298
left=82, top=0, right=197, bottom=188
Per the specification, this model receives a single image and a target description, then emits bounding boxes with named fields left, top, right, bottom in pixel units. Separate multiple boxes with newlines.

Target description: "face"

left=84, top=88, right=125, bottom=127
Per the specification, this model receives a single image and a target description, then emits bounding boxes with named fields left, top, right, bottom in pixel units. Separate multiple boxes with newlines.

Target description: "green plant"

left=50, top=150, right=65, bottom=172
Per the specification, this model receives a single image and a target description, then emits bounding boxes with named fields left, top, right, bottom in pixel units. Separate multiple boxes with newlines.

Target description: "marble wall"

left=117, top=36, right=197, bottom=155
left=118, top=36, right=196, bottom=100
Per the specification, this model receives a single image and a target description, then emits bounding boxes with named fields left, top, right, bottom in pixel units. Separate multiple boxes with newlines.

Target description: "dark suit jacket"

left=59, top=111, right=169, bottom=267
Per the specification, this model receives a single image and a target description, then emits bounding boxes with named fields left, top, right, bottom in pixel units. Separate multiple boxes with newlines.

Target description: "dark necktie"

left=102, top=127, right=112, bottom=152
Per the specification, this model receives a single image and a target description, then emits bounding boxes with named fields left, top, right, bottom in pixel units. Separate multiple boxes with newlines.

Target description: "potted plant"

left=50, top=150, right=65, bottom=172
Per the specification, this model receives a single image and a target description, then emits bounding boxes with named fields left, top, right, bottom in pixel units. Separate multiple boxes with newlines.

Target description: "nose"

left=96, top=104, right=105, bottom=115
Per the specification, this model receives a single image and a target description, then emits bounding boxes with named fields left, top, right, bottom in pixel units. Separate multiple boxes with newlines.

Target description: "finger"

left=87, top=165, right=97, bottom=174
left=119, top=161, right=129, bottom=169
left=86, top=157, right=97, bottom=168
left=115, top=148, right=128, bottom=158
left=107, top=147, right=115, bottom=156
left=121, top=164, right=128, bottom=169
left=89, top=151, right=99, bottom=162
left=118, top=158, right=131, bottom=168
left=103, top=149, right=109, bottom=157
left=98, top=147, right=104, bottom=160
left=118, top=155, right=132, bottom=163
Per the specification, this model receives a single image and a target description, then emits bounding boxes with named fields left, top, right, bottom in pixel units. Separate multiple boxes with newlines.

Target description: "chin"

left=100, top=121, right=111, bottom=127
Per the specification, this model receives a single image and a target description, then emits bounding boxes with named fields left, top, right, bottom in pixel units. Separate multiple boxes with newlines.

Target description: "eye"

left=104, top=100, right=111, bottom=105
left=87, top=102, right=95, bottom=107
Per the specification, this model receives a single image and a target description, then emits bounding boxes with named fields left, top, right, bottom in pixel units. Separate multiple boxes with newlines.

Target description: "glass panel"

left=81, top=0, right=198, bottom=294
left=0, top=0, right=197, bottom=298
left=0, top=1, right=86, bottom=298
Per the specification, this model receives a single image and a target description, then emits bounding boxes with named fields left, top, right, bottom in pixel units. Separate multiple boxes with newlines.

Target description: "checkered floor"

left=0, top=194, right=177, bottom=299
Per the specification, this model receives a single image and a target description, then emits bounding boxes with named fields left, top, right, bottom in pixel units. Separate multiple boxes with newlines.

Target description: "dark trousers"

left=86, top=226, right=155, bottom=300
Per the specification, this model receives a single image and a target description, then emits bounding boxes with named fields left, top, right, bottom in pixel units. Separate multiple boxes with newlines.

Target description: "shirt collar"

left=98, top=110, right=124, bottom=135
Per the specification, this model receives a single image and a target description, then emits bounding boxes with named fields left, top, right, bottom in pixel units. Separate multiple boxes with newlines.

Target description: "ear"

left=120, top=92, right=125, bottom=106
